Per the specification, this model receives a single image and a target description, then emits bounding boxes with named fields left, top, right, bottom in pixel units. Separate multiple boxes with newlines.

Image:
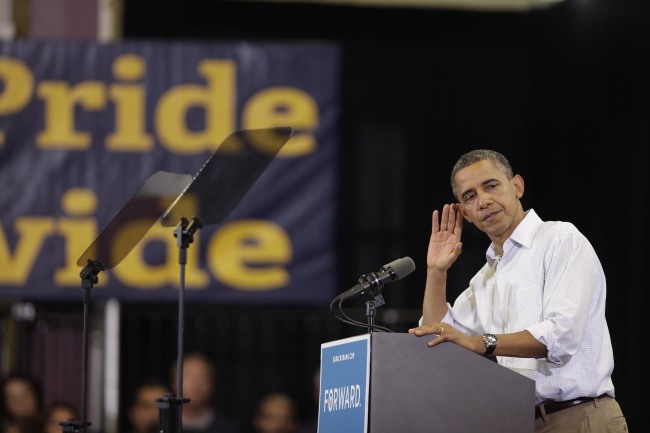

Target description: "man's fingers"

left=440, top=204, right=450, bottom=229
left=432, top=210, right=440, bottom=233
left=448, top=204, right=457, bottom=230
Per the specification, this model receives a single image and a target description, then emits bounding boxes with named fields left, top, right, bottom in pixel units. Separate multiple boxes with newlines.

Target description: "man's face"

left=454, top=159, right=524, bottom=241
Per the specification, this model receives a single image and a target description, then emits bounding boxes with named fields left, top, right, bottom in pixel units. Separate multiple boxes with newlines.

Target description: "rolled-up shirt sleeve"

left=526, top=230, right=602, bottom=364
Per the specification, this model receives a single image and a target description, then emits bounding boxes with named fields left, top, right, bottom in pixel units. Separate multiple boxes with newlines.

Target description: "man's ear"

left=512, top=174, right=525, bottom=198
left=457, top=203, right=472, bottom=223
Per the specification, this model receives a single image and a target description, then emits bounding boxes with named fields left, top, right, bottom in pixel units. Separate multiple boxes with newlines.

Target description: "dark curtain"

left=120, top=0, right=649, bottom=431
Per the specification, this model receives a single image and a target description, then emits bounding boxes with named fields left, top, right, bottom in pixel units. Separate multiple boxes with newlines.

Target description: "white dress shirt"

left=441, top=209, right=616, bottom=404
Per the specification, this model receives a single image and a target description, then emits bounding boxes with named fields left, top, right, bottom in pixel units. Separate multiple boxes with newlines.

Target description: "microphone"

left=336, top=257, right=416, bottom=301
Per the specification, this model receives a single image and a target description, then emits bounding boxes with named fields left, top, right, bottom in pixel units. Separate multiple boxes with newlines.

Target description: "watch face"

left=484, top=334, right=498, bottom=346
left=482, top=334, right=498, bottom=356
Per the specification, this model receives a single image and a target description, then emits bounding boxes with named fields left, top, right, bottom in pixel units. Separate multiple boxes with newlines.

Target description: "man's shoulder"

left=537, top=219, right=584, bottom=240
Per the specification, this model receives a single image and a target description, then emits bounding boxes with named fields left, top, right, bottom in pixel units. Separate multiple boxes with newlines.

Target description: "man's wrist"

left=481, top=333, right=498, bottom=356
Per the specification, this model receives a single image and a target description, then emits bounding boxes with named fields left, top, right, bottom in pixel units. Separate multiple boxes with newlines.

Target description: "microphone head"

left=382, top=257, right=416, bottom=281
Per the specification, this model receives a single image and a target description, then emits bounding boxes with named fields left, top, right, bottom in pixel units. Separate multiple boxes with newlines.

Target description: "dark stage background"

left=6, top=1, right=646, bottom=432
left=125, top=0, right=646, bottom=431
left=119, top=0, right=647, bottom=430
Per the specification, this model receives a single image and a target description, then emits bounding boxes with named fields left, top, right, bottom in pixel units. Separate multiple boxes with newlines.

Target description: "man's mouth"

left=481, top=211, right=499, bottom=223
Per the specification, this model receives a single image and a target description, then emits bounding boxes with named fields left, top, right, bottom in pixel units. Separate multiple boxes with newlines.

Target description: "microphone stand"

left=365, top=293, right=385, bottom=334
left=363, top=290, right=384, bottom=433
left=329, top=283, right=392, bottom=333
left=156, top=216, right=201, bottom=433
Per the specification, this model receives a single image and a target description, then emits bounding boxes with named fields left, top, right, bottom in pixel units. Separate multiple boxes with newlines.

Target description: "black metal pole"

left=61, top=260, right=104, bottom=433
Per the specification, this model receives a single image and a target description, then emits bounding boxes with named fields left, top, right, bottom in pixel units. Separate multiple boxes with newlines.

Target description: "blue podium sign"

left=318, top=334, right=370, bottom=433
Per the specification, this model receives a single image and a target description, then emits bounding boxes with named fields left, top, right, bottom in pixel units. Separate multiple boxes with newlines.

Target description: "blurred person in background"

left=126, top=377, right=170, bottom=433
left=1, top=372, right=43, bottom=432
left=250, top=392, right=300, bottom=433
left=43, top=401, right=78, bottom=433
left=170, top=352, right=239, bottom=433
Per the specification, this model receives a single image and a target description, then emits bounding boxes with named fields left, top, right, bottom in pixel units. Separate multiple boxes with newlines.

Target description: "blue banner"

left=0, top=39, right=340, bottom=304
left=319, top=334, right=370, bottom=433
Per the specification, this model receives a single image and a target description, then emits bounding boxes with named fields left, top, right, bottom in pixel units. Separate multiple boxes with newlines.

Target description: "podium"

left=319, top=332, right=535, bottom=433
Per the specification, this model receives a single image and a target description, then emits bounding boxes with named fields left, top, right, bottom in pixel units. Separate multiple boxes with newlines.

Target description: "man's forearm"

left=422, top=267, right=449, bottom=324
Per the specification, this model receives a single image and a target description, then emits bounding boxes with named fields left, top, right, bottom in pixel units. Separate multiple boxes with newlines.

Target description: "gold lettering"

left=37, top=81, right=106, bottom=149
left=242, top=87, right=318, bottom=157
left=106, top=54, right=154, bottom=152
left=207, top=219, right=291, bottom=289
left=0, top=58, right=33, bottom=146
left=156, top=60, right=235, bottom=154
left=54, top=188, right=105, bottom=286
left=111, top=223, right=209, bottom=288
left=0, top=218, right=55, bottom=284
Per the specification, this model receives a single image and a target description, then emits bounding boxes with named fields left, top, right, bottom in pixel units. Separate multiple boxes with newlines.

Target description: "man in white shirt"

left=409, top=149, right=627, bottom=432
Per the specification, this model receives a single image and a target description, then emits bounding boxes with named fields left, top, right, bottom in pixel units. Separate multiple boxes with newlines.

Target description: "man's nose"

left=477, top=192, right=491, bottom=208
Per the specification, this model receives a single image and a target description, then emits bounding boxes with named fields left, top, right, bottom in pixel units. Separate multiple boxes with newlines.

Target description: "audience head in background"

left=251, top=392, right=300, bottom=433
left=127, top=377, right=170, bottom=433
left=43, top=401, right=79, bottom=433
left=170, top=352, right=215, bottom=421
left=170, top=351, right=239, bottom=433
left=1, top=372, right=42, bottom=423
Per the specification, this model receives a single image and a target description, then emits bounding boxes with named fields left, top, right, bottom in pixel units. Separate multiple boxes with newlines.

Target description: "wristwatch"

left=482, top=333, right=498, bottom=356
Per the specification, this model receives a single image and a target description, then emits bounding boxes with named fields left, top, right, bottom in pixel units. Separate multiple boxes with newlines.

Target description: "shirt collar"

left=486, top=208, right=542, bottom=262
